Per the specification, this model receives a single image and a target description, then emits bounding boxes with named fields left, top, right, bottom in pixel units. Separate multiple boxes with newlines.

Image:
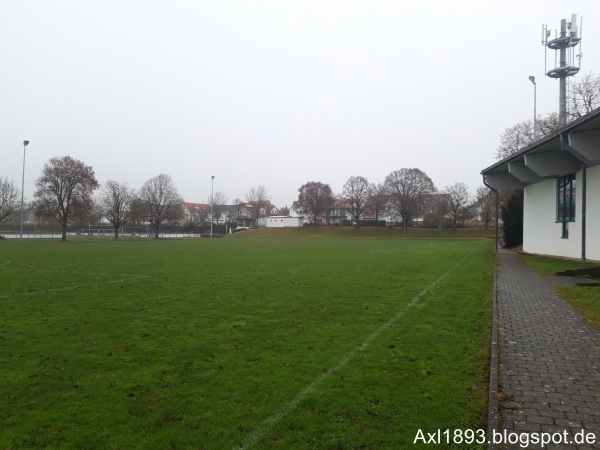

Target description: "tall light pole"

left=20, top=140, right=29, bottom=240
left=210, top=175, right=214, bottom=238
left=528, top=76, right=537, bottom=140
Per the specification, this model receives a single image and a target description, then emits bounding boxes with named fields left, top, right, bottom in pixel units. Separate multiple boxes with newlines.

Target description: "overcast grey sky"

left=2, top=0, right=598, bottom=208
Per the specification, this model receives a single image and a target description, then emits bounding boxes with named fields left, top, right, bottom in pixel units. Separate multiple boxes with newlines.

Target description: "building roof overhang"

left=481, top=107, right=600, bottom=190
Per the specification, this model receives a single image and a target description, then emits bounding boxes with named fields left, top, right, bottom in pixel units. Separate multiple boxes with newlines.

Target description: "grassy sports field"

left=0, top=235, right=494, bottom=449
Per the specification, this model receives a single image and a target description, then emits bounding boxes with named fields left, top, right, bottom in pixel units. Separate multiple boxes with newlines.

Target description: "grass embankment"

left=523, top=254, right=600, bottom=329
left=1, top=238, right=494, bottom=449
left=232, top=226, right=496, bottom=240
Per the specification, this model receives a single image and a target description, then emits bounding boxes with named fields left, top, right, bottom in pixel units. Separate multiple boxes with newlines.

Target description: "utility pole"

left=558, top=19, right=568, bottom=125
left=528, top=76, right=537, bottom=139
left=210, top=175, right=214, bottom=238
left=544, top=15, right=580, bottom=126
left=20, top=140, right=29, bottom=240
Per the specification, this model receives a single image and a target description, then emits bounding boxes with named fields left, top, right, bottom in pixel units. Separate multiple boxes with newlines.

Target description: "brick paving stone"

left=493, top=250, right=600, bottom=449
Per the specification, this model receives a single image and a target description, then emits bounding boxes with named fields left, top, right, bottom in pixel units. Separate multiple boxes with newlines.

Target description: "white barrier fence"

left=1, top=232, right=203, bottom=239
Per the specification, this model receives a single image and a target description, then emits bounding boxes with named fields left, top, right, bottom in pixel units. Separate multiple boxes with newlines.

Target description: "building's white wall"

left=266, top=216, right=303, bottom=228
left=266, top=217, right=285, bottom=228
left=524, top=166, right=600, bottom=261
left=285, top=217, right=304, bottom=228
left=523, top=174, right=582, bottom=259
left=586, top=165, right=600, bottom=261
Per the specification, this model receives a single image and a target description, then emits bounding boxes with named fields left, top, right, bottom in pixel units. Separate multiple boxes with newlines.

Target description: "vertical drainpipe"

left=581, top=165, right=587, bottom=261
left=562, top=133, right=587, bottom=261
left=483, top=176, right=499, bottom=253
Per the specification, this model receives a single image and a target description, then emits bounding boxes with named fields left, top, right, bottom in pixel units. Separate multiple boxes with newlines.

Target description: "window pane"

left=557, top=174, right=576, bottom=223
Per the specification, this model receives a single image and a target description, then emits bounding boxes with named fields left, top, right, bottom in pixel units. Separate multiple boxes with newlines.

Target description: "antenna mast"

left=542, top=15, right=581, bottom=125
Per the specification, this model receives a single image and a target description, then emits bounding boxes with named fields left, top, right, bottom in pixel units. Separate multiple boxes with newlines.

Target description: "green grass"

left=0, top=238, right=494, bottom=449
left=523, top=254, right=600, bottom=329
left=521, top=254, right=600, bottom=277
left=557, top=287, right=600, bottom=329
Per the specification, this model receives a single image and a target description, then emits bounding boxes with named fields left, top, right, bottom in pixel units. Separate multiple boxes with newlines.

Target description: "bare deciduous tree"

left=367, top=182, right=389, bottom=222
left=208, top=191, right=228, bottom=225
left=474, top=186, right=497, bottom=229
left=245, top=185, right=270, bottom=226
left=497, top=121, right=533, bottom=160
left=32, top=156, right=99, bottom=241
left=536, top=112, right=562, bottom=136
left=443, top=182, right=471, bottom=228
left=128, top=197, right=147, bottom=226
left=82, top=195, right=104, bottom=227
left=296, top=181, right=335, bottom=224
left=495, top=113, right=561, bottom=160
left=384, top=168, right=435, bottom=226
left=342, top=176, right=373, bottom=226
left=139, top=174, right=184, bottom=238
left=101, top=180, right=136, bottom=239
left=0, top=176, right=20, bottom=224
left=568, top=71, right=600, bottom=120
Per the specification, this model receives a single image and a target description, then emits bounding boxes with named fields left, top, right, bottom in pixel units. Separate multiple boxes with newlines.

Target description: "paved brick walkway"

left=494, top=249, right=600, bottom=449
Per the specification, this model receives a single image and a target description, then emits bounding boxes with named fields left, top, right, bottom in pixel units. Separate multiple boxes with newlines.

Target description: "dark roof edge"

left=481, top=106, right=600, bottom=175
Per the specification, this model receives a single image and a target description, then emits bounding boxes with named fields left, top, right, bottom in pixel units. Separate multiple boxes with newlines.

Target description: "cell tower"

left=542, top=15, right=581, bottom=125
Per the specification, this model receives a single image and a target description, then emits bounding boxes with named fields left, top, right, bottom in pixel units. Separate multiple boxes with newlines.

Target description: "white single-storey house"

left=481, top=107, right=600, bottom=261
left=265, top=216, right=304, bottom=228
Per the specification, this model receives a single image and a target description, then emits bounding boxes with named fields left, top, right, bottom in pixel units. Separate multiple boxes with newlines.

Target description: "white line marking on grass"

left=236, top=243, right=482, bottom=449
left=0, top=274, right=149, bottom=299
left=27, top=269, right=143, bottom=277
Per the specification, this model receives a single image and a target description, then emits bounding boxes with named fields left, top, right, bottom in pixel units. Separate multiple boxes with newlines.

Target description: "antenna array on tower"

left=541, top=15, right=582, bottom=125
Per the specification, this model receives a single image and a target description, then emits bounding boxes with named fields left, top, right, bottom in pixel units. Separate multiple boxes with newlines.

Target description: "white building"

left=265, top=216, right=304, bottom=228
left=481, top=108, right=600, bottom=261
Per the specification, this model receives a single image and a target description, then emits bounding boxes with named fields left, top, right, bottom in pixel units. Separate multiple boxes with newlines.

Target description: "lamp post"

left=210, top=175, right=214, bottom=238
left=528, top=76, right=537, bottom=140
left=20, top=140, right=29, bottom=240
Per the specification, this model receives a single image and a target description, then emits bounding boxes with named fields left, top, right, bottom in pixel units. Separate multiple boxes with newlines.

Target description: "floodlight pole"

left=20, top=140, right=29, bottom=240
left=210, top=175, right=214, bottom=238
left=528, top=76, right=537, bottom=140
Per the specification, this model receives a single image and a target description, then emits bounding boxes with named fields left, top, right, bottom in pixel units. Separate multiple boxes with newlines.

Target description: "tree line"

left=0, top=156, right=495, bottom=241
left=295, top=171, right=496, bottom=229
left=3, top=72, right=597, bottom=241
left=0, top=157, right=278, bottom=241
